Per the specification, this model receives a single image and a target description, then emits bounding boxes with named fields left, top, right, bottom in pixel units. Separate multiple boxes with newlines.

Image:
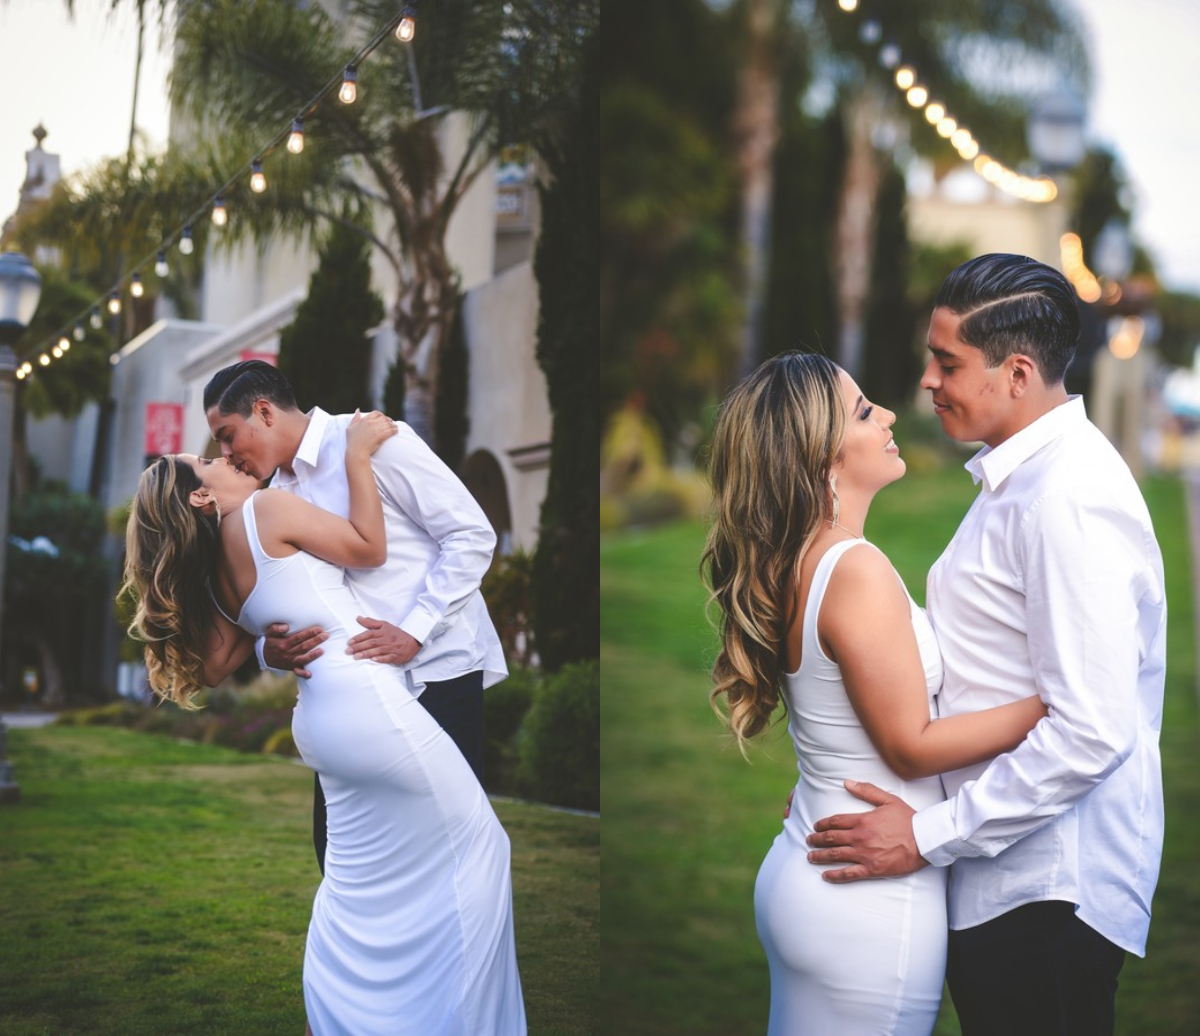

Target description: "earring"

left=213, top=498, right=222, bottom=528
left=830, top=476, right=840, bottom=524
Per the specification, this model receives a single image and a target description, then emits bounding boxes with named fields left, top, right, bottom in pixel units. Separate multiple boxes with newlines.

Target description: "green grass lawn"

left=601, top=466, right=1200, bottom=1036
left=0, top=725, right=597, bottom=1036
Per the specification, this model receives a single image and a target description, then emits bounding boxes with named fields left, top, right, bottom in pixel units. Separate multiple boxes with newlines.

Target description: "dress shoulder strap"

left=801, top=539, right=880, bottom=660
left=240, top=491, right=271, bottom=566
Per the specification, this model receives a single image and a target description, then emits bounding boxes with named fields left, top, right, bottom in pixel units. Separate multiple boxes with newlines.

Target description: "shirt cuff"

left=912, top=798, right=960, bottom=869
left=255, top=637, right=288, bottom=677
left=398, top=605, right=438, bottom=646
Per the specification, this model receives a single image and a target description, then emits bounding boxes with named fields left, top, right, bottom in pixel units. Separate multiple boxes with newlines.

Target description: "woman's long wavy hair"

left=701, top=353, right=845, bottom=753
left=120, top=456, right=222, bottom=709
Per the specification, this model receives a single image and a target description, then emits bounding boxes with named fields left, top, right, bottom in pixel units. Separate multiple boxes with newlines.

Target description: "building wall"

left=907, top=190, right=1072, bottom=268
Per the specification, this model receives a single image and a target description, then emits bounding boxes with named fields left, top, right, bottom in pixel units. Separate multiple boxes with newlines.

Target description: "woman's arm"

left=255, top=411, right=397, bottom=569
left=202, top=610, right=256, bottom=686
left=820, top=546, right=1047, bottom=780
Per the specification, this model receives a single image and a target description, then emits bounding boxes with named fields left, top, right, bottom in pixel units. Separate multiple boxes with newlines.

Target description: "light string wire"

left=16, top=7, right=410, bottom=379
left=834, top=0, right=1059, bottom=206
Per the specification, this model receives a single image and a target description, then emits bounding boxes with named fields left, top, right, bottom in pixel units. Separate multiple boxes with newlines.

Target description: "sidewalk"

left=1, top=712, right=59, bottom=729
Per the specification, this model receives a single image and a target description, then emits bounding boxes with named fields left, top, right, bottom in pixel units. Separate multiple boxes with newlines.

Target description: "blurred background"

left=600, top=1, right=1200, bottom=1033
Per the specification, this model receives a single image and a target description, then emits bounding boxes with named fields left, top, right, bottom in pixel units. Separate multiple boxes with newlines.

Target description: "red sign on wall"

left=239, top=350, right=278, bottom=366
left=144, top=403, right=184, bottom=457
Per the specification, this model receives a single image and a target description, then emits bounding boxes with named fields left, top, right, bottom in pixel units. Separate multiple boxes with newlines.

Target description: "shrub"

left=482, top=552, right=535, bottom=668
left=482, top=667, right=538, bottom=796
left=520, top=660, right=598, bottom=811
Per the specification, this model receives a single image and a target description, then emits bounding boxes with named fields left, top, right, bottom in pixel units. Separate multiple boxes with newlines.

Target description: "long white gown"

left=754, top=539, right=947, bottom=1036
left=229, top=492, right=526, bottom=1035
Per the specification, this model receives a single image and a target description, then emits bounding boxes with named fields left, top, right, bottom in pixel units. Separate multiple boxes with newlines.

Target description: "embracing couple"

left=121, top=360, right=526, bottom=1035
left=704, top=254, right=1166, bottom=1036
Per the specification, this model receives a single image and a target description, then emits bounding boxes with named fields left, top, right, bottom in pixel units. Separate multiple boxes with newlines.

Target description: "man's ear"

left=1008, top=354, right=1039, bottom=398
left=255, top=398, right=275, bottom=426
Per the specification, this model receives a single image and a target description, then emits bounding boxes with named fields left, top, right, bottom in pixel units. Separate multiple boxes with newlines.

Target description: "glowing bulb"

left=937, top=117, right=957, bottom=138
left=250, top=158, right=266, bottom=194
left=878, top=43, right=901, bottom=69
left=906, top=85, right=928, bottom=108
left=90, top=307, right=102, bottom=329
left=959, top=139, right=979, bottom=160
left=212, top=197, right=228, bottom=227
left=58, top=336, right=70, bottom=352
left=73, top=322, right=85, bottom=341
left=108, top=292, right=122, bottom=315
left=894, top=66, right=915, bottom=90
left=396, top=5, right=417, bottom=42
left=858, top=19, right=880, bottom=45
left=15, top=367, right=26, bottom=380
left=339, top=65, right=358, bottom=104
left=155, top=251, right=169, bottom=278
left=288, top=118, right=305, bottom=154
left=39, top=353, right=50, bottom=366
left=180, top=225, right=195, bottom=255
left=838, top=0, right=858, bottom=10
left=951, top=128, right=971, bottom=150
left=925, top=103, right=945, bottom=124
left=52, top=345, right=63, bottom=358
left=130, top=273, right=144, bottom=298
left=20, top=361, right=32, bottom=375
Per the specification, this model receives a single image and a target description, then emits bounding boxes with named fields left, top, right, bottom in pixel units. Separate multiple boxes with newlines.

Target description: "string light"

left=838, top=0, right=858, bottom=11
left=16, top=7, right=415, bottom=380
left=894, top=66, right=915, bottom=90
left=16, top=368, right=26, bottom=380
left=906, top=85, right=929, bottom=108
left=287, top=118, right=305, bottom=154
left=924, top=102, right=945, bottom=125
left=396, top=4, right=417, bottom=43
left=339, top=64, right=358, bottom=104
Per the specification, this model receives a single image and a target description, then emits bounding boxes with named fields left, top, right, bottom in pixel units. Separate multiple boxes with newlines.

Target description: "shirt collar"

left=964, top=395, right=1086, bottom=492
left=292, top=406, right=332, bottom=472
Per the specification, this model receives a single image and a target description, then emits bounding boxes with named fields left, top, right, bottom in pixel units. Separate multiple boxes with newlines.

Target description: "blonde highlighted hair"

left=119, top=456, right=222, bottom=709
left=701, top=353, right=845, bottom=752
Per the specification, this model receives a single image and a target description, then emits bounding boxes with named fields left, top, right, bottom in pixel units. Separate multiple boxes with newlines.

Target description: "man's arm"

left=346, top=422, right=495, bottom=663
left=808, top=491, right=1155, bottom=880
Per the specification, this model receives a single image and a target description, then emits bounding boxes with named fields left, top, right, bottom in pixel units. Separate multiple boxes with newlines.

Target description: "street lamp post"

left=0, top=251, right=44, bottom=804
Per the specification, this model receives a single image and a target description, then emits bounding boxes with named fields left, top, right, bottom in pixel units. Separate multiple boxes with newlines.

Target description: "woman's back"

left=754, top=539, right=947, bottom=1036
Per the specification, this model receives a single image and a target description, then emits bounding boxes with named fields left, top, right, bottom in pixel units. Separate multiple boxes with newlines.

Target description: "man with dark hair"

left=202, top=360, right=506, bottom=873
left=805, top=255, right=1165, bottom=1034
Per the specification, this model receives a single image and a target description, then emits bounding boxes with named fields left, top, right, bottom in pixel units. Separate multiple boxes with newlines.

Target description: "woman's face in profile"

left=833, top=370, right=905, bottom=492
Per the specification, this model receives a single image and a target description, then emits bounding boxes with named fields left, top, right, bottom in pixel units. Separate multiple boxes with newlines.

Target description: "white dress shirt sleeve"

left=913, top=488, right=1148, bottom=866
left=372, top=422, right=497, bottom=645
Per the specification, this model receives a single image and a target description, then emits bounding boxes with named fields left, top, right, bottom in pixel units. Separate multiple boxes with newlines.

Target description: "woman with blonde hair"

left=122, top=411, right=526, bottom=1036
left=701, top=353, right=1046, bottom=1035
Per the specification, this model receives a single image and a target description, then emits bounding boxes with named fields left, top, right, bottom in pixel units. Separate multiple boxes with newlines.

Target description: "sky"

left=0, top=0, right=1198, bottom=294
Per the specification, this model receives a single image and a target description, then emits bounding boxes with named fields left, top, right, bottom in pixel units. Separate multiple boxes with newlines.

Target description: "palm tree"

left=168, top=0, right=595, bottom=443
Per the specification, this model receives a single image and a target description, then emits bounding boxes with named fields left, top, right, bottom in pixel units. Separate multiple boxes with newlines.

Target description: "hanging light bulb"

left=52, top=345, right=63, bottom=358
left=925, top=102, right=945, bottom=125
left=906, top=85, right=929, bottom=108
left=396, top=4, right=417, bottom=42
left=108, top=291, right=122, bottom=315
left=250, top=158, right=266, bottom=193
left=155, top=251, right=169, bottom=278
left=180, top=224, right=195, bottom=255
left=90, top=307, right=102, bottom=329
left=15, top=367, right=26, bottom=380
left=339, top=64, right=358, bottom=104
left=130, top=273, right=145, bottom=298
left=39, top=353, right=50, bottom=366
left=212, top=196, right=228, bottom=227
left=288, top=118, right=305, bottom=154
left=58, top=335, right=70, bottom=352
left=894, top=66, right=916, bottom=90
left=20, top=361, right=33, bottom=375
left=938, top=117, right=957, bottom=138
left=73, top=321, right=85, bottom=341
left=837, top=0, right=858, bottom=11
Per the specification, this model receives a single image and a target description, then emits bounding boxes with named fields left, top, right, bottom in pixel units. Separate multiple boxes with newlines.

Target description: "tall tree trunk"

left=834, top=82, right=889, bottom=379
left=733, top=0, right=781, bottom=376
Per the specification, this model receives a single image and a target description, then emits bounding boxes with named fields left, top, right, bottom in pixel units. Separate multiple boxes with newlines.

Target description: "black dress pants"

left=946, top=900, right=1126, bottom=1036
left=311, top=669, right=486, bottom=874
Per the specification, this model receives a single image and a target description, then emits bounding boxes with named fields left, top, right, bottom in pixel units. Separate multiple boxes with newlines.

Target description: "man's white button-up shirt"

left=911, top=396, right=1165, bottom=956
left=265, top=407, right=507, bottom=694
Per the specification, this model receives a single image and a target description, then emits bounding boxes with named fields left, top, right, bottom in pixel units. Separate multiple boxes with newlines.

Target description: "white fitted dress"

left=228, top=493, right=526, bottom=1035
left=754, top=539, right=947, bottom=1035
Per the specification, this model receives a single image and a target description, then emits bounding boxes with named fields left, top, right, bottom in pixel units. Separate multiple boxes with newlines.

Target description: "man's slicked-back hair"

left=934, top=253, right=1080, bottom=385
left=203, top=360, right=299, bottom=417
